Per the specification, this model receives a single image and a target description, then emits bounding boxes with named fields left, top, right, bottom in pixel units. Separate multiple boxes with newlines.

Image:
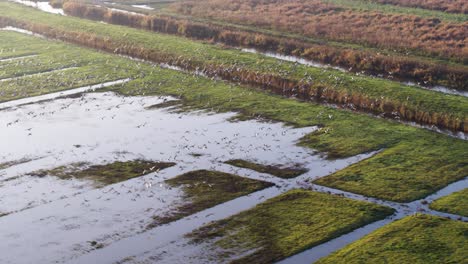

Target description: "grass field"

left=109, top=66, right=467, bottom=203
left=63, top=1, right=468, bottom=92
left=1, top=21, right=466, bottom=204
left=149, top=170, right=274, bottom=228
left=187, top=189, right=394, bottom=263
left=0, top=3, right=466, bottom=263
left=430, top=188, right=468, bottom=217
left=0, top=30, right=138, bottom=103
left=317, top=215, right=468, bottom=264
left=1, top=3, right=466, bottom=133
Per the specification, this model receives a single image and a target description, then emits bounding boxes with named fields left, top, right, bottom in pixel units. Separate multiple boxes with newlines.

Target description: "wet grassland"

left=0, top=4, right=466, bottom=263
left=430, top=188, right=468, bottom=217
left=0, top=3, right=467, bottom=133
left=317, top=215, right=468, bottom=264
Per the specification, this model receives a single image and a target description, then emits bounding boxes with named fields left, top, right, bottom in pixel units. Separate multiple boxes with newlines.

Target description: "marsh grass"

left=225, top=159, right=308, bottom=179
left=147, top=170, right=273, bottom=228
left=430, top=188, right=468, bottom=217
left=187, top=189, right=395, bottom=263
left=316, top=215, right=468, bottom=264
left=30, top=160, right=175, bottom=187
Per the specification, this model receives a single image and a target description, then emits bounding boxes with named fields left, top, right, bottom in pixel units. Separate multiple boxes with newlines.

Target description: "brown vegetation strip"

left=170, top=0, right=468, bottom=62
left=62, top=2, right=468, bottom=91
left=372, top=0, right=468, bottom=14
left=1, top=11, right=466, bottom=132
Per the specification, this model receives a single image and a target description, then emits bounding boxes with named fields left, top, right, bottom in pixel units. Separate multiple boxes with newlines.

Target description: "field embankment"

left=61, top=1, right=468, bottom=91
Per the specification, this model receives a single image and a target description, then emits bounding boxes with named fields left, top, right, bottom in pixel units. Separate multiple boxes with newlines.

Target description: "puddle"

left=131, top=4, right=154, bottom=10
left=9, top=0, right=65, bottom=15
left=1, top=26, right=46, bottom=38
left=242, top=48, right=347, bottom=72
left=108, top=7, right=142, bottom=16
left=404, top=81, right=468, bottom=97
left=0, top=91, right=321, bottom=263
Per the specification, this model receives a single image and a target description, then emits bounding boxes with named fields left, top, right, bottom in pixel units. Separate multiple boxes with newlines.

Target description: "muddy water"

left=0, top=91, right=321, bottom=263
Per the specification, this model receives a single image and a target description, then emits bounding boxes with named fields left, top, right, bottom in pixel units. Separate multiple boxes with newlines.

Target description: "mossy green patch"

left=314, top=141, right=468, bottom=202
left=317, top=214, right=468, bottom=264
left=430, top=188, right=468, bottom=217
left=225, top=159, right=307, bottom=179
left=187, top=189, right=394, bottom=263
left=148, top=170, right=273, bottom=228
left=31, top=160, right=175, bottom=187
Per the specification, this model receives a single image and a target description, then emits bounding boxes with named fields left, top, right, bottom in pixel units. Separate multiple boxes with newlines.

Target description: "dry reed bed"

left=1, top=14, right=466, bottom=133
left=62, top=2, right=468, bottom=91
left=372, top=0, right=467, bottom=14
left=170, top=0, right=468, bottom=62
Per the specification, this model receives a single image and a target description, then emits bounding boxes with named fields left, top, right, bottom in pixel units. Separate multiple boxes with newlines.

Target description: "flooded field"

left=0, top=4, right=467, bottom=264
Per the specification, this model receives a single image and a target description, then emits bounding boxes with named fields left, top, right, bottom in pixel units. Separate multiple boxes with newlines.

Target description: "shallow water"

left=9, top=0, right=65, bottom=15
left=131, top=4, right=154, bottom=10
left=0, top=91, right=320, bottom=263
left=0, top=79, right=131, bottom=110
left=0, top=23, right=466, bottom=264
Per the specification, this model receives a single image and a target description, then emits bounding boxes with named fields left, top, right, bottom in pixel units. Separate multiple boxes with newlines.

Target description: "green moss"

left=148, top=170, right=273, bottom=228
left=430, top=188, right=468, bottom=217
left=31, top=160, right=175, bottom=187
left=225, top=159, right=308, bottom=179
left=187, top=189, right=394, bottom=263
left=317, top=215, right=468, bottom=264
left=314, top=141, right=468, bottom=202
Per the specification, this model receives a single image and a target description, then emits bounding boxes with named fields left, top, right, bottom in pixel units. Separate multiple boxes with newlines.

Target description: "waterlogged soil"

left=0, top=91, right=318, bottom=264
left=225, top=159, right=308, bottom=179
